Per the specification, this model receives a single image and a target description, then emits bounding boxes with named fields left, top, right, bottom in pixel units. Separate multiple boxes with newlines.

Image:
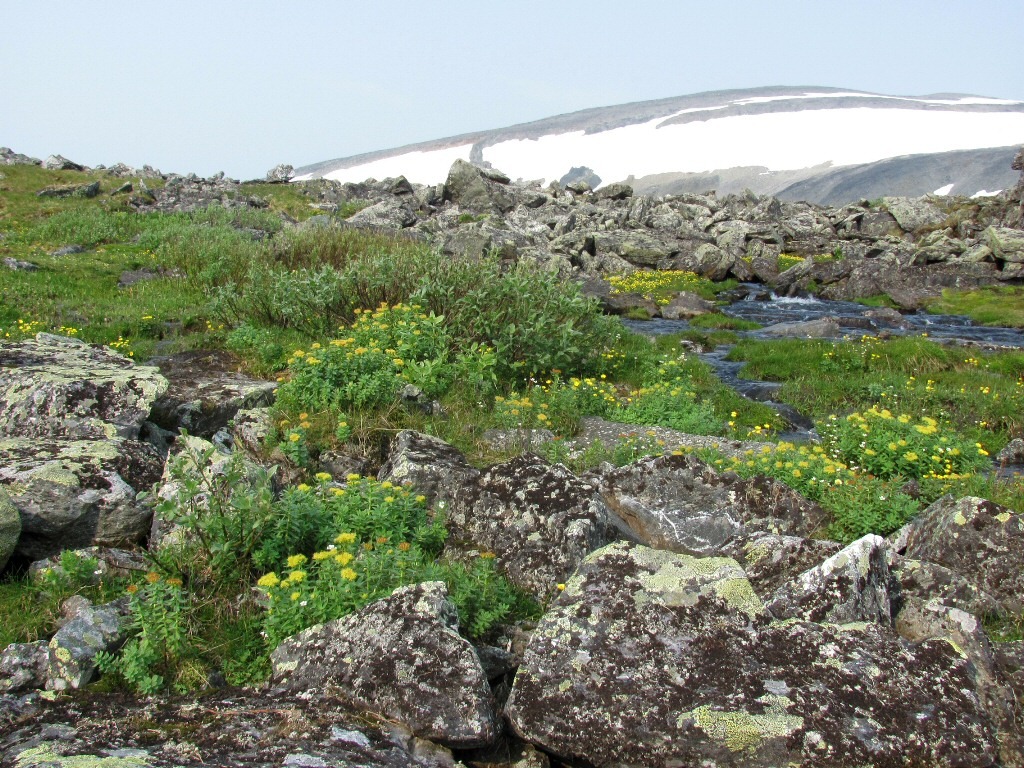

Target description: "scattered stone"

left=48, top=245, right=85, bottom=257
left=271, top=582, right=497, bottom=748
left=46, top=597, right=132, bottom=691
left=41, top=154, right=85, bottom=171
left=3, top=256, right=37, bottom=271
left=997, top=438, right=1024, bottom=464
left=658, top=291, right=716, bottom=319
left=761, top=316, right=843, bottom=338
left=36, top=181, right=100, bottom=199
left=1, top=147, right=41, bottom=166
left=265, top=163, right=295, bottom=183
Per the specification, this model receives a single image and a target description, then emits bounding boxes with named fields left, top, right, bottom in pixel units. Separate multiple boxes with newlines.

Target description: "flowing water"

left=623, top=289, right=1024, bottom=469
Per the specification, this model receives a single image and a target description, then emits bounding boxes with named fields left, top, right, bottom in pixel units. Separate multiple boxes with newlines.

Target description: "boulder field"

left=1, top=333, right=1023, bottom=767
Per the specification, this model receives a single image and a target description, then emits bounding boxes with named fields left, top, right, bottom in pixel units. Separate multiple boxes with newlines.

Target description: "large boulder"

left=0, top=334, right=167, bottom=559
left=445, top=454, right=612, bottom=602
left=149, top=350, right=277, bottom=439
left=596, top=453, right=828, bottom=557
left=443, top=159, right=515, bottom=214
left=377, top=430, right=480, bottom=508
left=0, top=486, right=20, bottom=570
left=900, top=495, right=1024, bottom=614
left=45, top=597, right=132, bottom=691
left=721, top=532, right=842, bottom=598
left=765, top=534, right=892, bottom=625
left=0, top=437, right=163, bottom=560
left=882, top=196, right=946, bottom=233
left=270, top=582, right=497, bottom=749
left=984, top=225, right=1024, bottom=263
left=0, top=334, right=167, bottom=441
left=345, top=198, right=418, bottom=229
left=507, top=541, right=1000, bottom=767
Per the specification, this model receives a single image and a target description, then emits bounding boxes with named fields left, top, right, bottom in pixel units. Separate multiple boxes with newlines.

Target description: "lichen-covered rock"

left=901, top=495, right=1024, bottom=613
left=0, top=334, right=167, bottom=441
left=230, top=406, right=273, bottom=459
left=148, top=350, right=276, bottom=439
left=0, top=437, right=162, bottom=560
left=445, top=454, right=612, bottom=601
left=377, top=430, right=480, bottom=507
left=506, top=541, right=999, bottom=767
left=0, top=485, right=20, bottom=570
left=896, top=598, right=1024, bottom=766
left=721, top=532, right=842, bottom=598
left=765, top=534, right=892, bottom=625
left=46, top=597, right=131, bottom=691
left=0, top=640, right=49, bottom=693
left=597, top=453, right=828, bottom=557
left=890, top=554, right=1003, bottom=619
left=984, top=225, right=1024, bottom=262
left=761, top=317, right=843, bottom=338
left=443, top=159, right=515, bottom=214
left=270, top=582, right=496, bottom=748
left=882, top=196, right=946, bottom=232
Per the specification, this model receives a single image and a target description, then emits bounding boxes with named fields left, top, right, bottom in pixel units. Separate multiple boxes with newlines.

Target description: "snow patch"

left=313, top=144, right=474, bottom=185
left=972, top=189, right=1003, bottom=198
left=933, top=183, right=955, bottom=195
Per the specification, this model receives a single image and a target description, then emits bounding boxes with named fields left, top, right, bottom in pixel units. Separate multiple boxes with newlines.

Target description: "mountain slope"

left=295, top=86, right=1024, bottom=204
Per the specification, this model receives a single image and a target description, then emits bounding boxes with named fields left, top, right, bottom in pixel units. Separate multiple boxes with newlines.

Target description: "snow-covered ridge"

left=294, top=87, right=1024, bottom=202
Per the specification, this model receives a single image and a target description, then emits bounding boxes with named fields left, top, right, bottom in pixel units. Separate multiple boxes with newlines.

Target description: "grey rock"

left=46, top=597, right=132, bottom=690
left=883, top=196, right=946, bottom=233
left=443, top=159, right=515, bottom=213
left=265, top=163, right=294, bottom=183
left=345, top=198, right=418, bottom=229
left=1, top=436, right=163, bottom=560
left=985, top=225, right=1024, bottom=262
left=36, top=181, right=100, bottom=199
left=41, top=154, right=85, bottom=171
left=377, top=430, right=480, bottom=507
left=863, top=306, right=909, bottom=328
left=597, top=453, right=828, bottom=557
left=858, top=209, right=901, bottom=238
left=0, top=334, right=168, bottom=441
left=271, top=582, right=497, bottom=748
left=997, top=438, right=1024, bottom=464
left=230, top=406, right=273, bottom=459
left=149, top=350, right=277, bottom=438
left=3, top=257, right=37, bottom=271
left=445, top=454, right=612, bottom=601
left=765, top=534, right=892, bottom=625
left=901, top=495, right=1024, bottom=614
left=0, top=641, right=49, bottom=693
left=890, top=554, right=1003, bottom=619
left=594, top=182, right=633, bottom=201
left=592, top=229, right=679, bottom=268
left=507, top=540, right=998, bottom=767
left=721, top=532, right=842, bottom=598
left=0, top=486, right=19, bottom=571
left=0, top=147, right=41, bottom=166
left=761, top=317, right=843, bottom=338
left=48, top=245, right=86, bottom=257
left=658, top=291, right=715, bottom=319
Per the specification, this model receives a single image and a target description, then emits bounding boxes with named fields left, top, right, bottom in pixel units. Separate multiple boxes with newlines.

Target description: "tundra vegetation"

left=1, top=162, right=1022, bottom=692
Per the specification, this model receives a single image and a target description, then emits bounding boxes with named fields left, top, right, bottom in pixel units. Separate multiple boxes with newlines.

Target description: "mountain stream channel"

left=623, top=287, right=1024, bottom=477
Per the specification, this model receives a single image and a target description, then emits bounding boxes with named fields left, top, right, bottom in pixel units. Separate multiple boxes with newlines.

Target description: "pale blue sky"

left=3, top=0, right=1022, bottom=179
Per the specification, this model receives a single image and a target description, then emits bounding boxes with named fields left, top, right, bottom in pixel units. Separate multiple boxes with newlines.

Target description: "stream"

left=623, top=289, right=1024, bottom=474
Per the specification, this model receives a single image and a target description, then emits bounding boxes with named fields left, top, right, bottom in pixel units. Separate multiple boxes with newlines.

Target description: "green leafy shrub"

left=819, top=406, right=990, bottom=481
left=96, top=573, right=189, bottom=694
left=619, top=357, right=722, bottom=434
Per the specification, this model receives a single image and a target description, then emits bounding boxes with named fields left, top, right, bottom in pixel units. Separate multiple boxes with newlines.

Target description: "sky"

left=3, top=0, right=1023, bottom=180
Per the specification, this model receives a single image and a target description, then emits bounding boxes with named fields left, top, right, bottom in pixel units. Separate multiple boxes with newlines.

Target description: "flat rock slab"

left=271, top=582, right=496, bottom=749
left=507, top=541, right=998, bottom=767
left=149, top=350, right=276, bottom=438
left=0, top=334, right=167, bottom=441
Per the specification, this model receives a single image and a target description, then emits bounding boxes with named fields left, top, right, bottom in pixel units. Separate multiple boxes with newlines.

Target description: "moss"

left=28, top=464, right=80, bottom=487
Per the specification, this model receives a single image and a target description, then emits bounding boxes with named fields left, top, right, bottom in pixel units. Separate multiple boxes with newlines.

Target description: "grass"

left=3, top=165, right=1024, bottom=684
left=924, top=286, right=1024, bottom=328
